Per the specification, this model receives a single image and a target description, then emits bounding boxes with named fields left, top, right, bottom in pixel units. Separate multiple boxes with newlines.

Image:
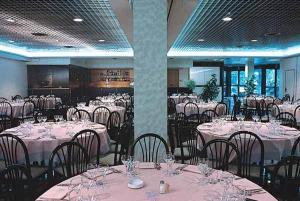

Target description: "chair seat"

left=110, top=143, right=122, bottom=153
left=100, top=153, right=119, bottom=166
left=174, top=147, right=190, bottom=158
left=30, top=166, right=48, bottom=179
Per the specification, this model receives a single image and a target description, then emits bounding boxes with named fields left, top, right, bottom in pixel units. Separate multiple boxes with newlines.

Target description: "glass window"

left=231, top=86, right=238, bottom=96
left=231, top=71, right=238, bottom=85
left=240, top=71, right=245, bottom=85
left=254, top=69, right=262, bottom=95
left=266, top=69, right=275, bottom=87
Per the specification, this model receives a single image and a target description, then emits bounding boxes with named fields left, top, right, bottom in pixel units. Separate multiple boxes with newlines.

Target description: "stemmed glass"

left=54, top=115, right=60, bottom=122
left=164, top=153, right=175, bottom=176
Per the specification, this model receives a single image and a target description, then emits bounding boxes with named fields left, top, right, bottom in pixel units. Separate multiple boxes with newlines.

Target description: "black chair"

left=270, top=156, right=300, bottom=201
left=12, top=95, right=22, bottom=101
left=92, top=106, right=111, bottom=124
left=201, top=110, right=219, bottom=123
left=37, top=97, right=45, bottom=112
left=0, top=134, right=46, bottom=180
left=184, top=102, right=200, bottom=124
left=114, top=98, right=127, bottom=109
left=228, top=131, right=264, bottom=184
left=182, top=97, right=192, bottom=103
left=130, top=133, right=169, bottom=163
left=0, top=114, right=12, bottom=132
left=276, top=112, right=296, bottom=128
left=256, top=100, right=267, bottom=122
left=48, top=141, right=88, bottom=186
left=91, top=99, right=104, bottom=106
left=0, top=97, right=7, bottom=102
left=0, top=101, right=12, bottom=118
left=107, top=111, right=121, bottom=142
left=66, top=107, right=79, bottom=121
left=1, top=164, right=32, bottom=201
left=291, top=136, right=300, bottom=156
left=18, top=100, right=35, bottom=123
left=167, top=98, right=176, bottom=117
left=266, top=102, right=280, bottom=121
left=200, top=139, right=242, bottom=176
left=101, top=122, right=132, bottom=166
left=294, top=105, right=300, bottom=128
left=282, top=94, right=291, bottom=102
left=73, top=109, right=92, bottom=121
left=215, top=102, right=228, bottom=116
left=72, top=129, right=101, bottom=165
left=176, top=125, right=206, bottom=164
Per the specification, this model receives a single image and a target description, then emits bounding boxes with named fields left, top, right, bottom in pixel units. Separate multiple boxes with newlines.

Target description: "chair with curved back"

left=184, top=102, right=200, bottom=124
left=215, top=102, right=228, bottom=116
left=130, top=133, right=169, bottom=163
left=270, top=156, right=300, bottom=200
left=114, top=98, right=127, bottom=109
left=91, top=99, right=104, bottom=106
left=71, top=129, right=101, bottom=165
left=48, top=141, right=88, bottom=186
left=291, top=136, right=300, bottom=156
left=92, top=106, right=111, bottom=124
left=66, top=107, right=79, bottom=121
left=107, top=111, right=121, bottom=141
left=266, top=103, right=280, bottom=121
left=282, top=94, right=291, bottom=102
left=228, top=131, right=264, bottom=184
left=201, top=109, right=219, bottom=123
left=73, top=109, right=92, bottom=121
left=19, top=100, right=35, bottom=123
left=37, top=97, right=45, bottom=112
left=167, top=98, right=176, bottom=117
left=0, top=97, right=7, bottom=102
left=276, top=112, right=296, bottom=128
left=12, top=95, right=22, bottom=101
left=200, top=139, right=242, bottom=176
left=1, top=164, right=32, bottom=201
left=0, top=102, right=13, bottom=132
left=182, top=97, right=192, bottom=103
left=294, top=105, right=300, bottom=128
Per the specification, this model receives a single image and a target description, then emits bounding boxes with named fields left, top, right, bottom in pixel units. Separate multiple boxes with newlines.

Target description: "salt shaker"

left=160, top=180, right=166, bottom=194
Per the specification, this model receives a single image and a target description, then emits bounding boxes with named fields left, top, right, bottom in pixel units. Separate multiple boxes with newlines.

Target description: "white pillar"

left=133, top=0, right=168, bottom=140
left=245, top=58, right=254, bottom=79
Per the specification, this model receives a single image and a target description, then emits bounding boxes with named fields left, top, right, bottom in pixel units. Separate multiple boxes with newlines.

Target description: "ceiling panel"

left=171, top=0, right=300, bottom=52
left=0, top=0, right=131, bottom=52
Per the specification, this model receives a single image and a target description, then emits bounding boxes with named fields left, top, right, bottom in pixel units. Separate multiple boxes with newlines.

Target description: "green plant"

left=185, top=79, right=196, bottom=91
left=245, top=75, right=256, bottom=96
left=201, top=74, right=219, bottom=102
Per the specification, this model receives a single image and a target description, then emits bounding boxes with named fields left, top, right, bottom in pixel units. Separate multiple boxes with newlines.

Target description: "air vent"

left=31, top=32, right=48, bottom=37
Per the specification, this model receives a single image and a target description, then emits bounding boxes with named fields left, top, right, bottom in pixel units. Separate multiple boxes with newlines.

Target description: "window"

left=265, top=69, right=276, bottom=96
left=223, top=67, right=245, bottom=97
left=254, top=69, right=262, bottom=95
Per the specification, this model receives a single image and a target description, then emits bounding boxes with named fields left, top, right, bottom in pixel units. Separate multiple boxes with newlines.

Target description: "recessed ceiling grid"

left=0, top=0, right=131, bottom=51
left=172, top=0, right=300, bottom=51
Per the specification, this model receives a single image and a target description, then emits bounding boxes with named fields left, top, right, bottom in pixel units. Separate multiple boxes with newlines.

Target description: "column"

left=133, top=0, right=168, bottom=140
left=245, top=58, right=255, bottom=79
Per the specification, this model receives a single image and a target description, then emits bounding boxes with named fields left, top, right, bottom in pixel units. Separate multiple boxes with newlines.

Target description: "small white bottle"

left=160, top=180, right=166, bottom=194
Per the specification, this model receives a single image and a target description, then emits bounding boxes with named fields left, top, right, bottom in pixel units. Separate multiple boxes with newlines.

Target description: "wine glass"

left=54, top=115, right=60, bottom=122
left=37, top=115, right=43, bottom=123
left=41, top=116, right=47, bottom=123
left=71, top=115, right=78, bottom=122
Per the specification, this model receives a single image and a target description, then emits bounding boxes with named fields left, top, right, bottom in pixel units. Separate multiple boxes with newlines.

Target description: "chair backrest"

left=271, top=155, right=300, bottom=199
left=276, top=112, right=296, bottom=128
left=113, top=122, right=132, bottom=165
left=293, top=105, right=300, bottom=120
left=178, top=125, right=206, bottom=165
left=92, top=106, right=111, bottom=124
left=256, top=99, right=267, bottom=118
left=246, top=96, right=256, bottom=108
left=73, top=109, right=92, bottom=121
left=201, top=139, right=241, bottom=176
left=66, top=107, right=79, bottom=121
left=0, top=134, right=30, bottom=174
left=0, top=164, right=32, bottom=201
left=22, top=100, right=35, bottom=119
left=37, top=97, right=45, bottom=111
left=228, top=131, right=264, bottom=182
left=114, top=98, right=127, bottom=109
left=12, top=95, right=22, bottom=101
left=71, top=129, right=101, bottom=165
left=183, top=102, right=199, bottom=116
left=266, top=102, right=280, bottom=118
left=107, top=111, right=121, bottom=141
left=182, top=97, right=192, bottom=103
left=291, top=136, right=300, bottom=156
left=48, top=141, right=88, bottom=186
left=201, top=109, right=219, bottom=123
left=0, top=101, right=12, bottom=118
left=91, top=99, right=104, bottom=106
left=282, top=94, right=291, bottom=102
left=215, top=102, right=228, bottom=116
left=130, top=133, right=169, bottom=163
left=167, top=98, right=176, bottom=115
left=0, top=97, right=7, bottom=102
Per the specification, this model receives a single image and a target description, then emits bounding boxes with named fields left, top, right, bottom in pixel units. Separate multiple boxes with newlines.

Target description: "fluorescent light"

left=98, top=39, right=105, bottom=42
left=222, top=16, right=232, bottom=22
left=6, top=19, right=15, bottom=23
left=73, top=18, right=83, bottom=22
left=8, top=40, right=15, bottom=43
left=197, top=39, right=205, bottom=42
left=251, top=39, right=258, bottom=42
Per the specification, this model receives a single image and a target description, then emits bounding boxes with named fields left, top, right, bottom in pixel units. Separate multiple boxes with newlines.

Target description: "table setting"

left=169, top=94, right=198, bottom=104
left=176, top=101, right=224, bottom=116
left=277, top=102, right=300, bottom=122
left=198, top=119, right=300, bottom=162
left=37, top=155, right=276, bottom=201
left=1, top=119, right=110, bottom=164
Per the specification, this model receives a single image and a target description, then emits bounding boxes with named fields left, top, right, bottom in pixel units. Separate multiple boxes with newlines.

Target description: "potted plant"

left=245, top=75, right=256, bottom=96
left=185, top=79, right=196, bottom=92
left=201, top=74, right=220, bottom=102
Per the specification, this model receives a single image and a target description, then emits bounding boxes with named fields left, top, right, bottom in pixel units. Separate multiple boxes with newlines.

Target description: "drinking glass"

left=71, top=115, right=78, bottom=122
left=41, top=116, right=47, bottom=123
left=164, top=153, right=175, bottom=176
left=37, top=115, right=43, bottom=123
left=54, top=115, right=60, bottom=122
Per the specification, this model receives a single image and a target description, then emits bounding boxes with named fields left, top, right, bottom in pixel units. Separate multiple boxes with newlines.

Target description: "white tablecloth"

left=2, top=121, right=110, bottom=164
left=243, top=97, right=275, bottom=108
left=67, top=105, right=126, bottom=124
left=278, top=104, right=300, bottom=122
left=93, top=96, right=131, bottom=106
left=176, top=102, right=223, bottom=116
left=0, top=101, right=34, bottom=118
left=37, top=164, right=276, bottom=201
left=170, top=95, right=198, bottom=104
left=31, top=97, right=62, bottom=109
left=197, top=120, right=300, bottom=163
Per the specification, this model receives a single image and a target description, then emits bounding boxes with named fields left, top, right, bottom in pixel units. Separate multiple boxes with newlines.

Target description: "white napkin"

left=39, top=186, right=69, bottom=200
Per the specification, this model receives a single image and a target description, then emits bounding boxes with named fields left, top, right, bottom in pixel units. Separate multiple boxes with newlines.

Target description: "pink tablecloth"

left=2, top=121, right=110, bottom=164
left=37, top=164, right=277, bottom=201
left=198, top=120, right=300, bottom=163
left=176, top=102, right=225, bottom=116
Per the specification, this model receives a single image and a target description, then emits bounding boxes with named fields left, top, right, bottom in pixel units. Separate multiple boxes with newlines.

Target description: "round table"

left=30, top=97, right=62, bottom=109
left=278, top=103, right=300, bottom=122
left=0, top=100, right=34, bottom=118
left=243, top=96, right=275, bottom=108
left=176, top=102, right=224, bottom=116
left=68, top=105, right=126, bottom=124
left=93, top=96, right=131, bottom=106
left=170, top=95, right=198, bottom=104
left=37, top=164, right=276, bottom=201
left=2, top=121, right=110, bottom=164
left=197, top=120, right=300, bottom=163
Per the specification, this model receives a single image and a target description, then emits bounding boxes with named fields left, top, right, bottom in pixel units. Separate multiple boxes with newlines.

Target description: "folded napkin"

left=138, top=162, right=156, bottom=169
left=39, top=186, right=69, bottom=200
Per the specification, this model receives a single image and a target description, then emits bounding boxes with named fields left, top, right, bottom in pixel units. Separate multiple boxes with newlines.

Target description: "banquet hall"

left=0, top=0, right=300, bottom=200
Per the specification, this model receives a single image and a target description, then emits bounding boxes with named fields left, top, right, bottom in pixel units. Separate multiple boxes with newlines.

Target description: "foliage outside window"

left=201, top=74, right=220, bottom=102
left=245, top=75, right=256, bottom=96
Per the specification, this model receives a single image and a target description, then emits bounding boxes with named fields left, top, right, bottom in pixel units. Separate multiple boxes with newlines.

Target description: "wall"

left=279, top=56, right=300, bottom=99
left=0, top=57, right=28, bottom=99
